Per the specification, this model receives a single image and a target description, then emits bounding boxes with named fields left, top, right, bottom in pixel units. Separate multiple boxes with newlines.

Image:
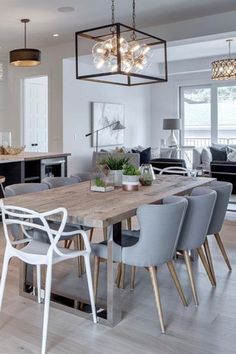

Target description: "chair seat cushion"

left=20, top=240, right=80, bottom=264
left=92, top=234, right=139, bottom=261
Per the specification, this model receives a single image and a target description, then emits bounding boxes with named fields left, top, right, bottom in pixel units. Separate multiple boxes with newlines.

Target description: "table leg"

left=107, top=223, right=122, bottom=326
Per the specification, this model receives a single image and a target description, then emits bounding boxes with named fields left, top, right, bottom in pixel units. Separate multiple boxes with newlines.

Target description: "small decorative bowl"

left=1, top=146, right=25, bottom=155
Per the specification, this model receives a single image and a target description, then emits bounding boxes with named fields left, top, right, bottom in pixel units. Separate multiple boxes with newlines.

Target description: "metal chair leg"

left=166, top=261, right=188, bottom=306
left=149, top=266, right=165, bottom=333
left=203, top=237, right=217, bottom=284
left=197, top=246, right=216, bottom=287
left=215, top=233, right=232, bottom=271
left=130, top=266, right=136, bottom=290
left=118, top=263, right=125, bottom=289
left=183, top=250, right=199, bottom=306
left=89, top=228, right=94, bottom=242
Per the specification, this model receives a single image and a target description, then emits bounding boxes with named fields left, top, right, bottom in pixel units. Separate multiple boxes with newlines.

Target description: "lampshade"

left=112, top=121, right=126, bottom=130
left=10, top=48, right=41, bottom=67
left=9, top=19, right=41, bottom=67
left=163, top=118, right=180, bottom=130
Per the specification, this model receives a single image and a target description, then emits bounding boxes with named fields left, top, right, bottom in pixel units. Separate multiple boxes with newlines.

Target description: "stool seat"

left=0, top=176, right=5, bottom=184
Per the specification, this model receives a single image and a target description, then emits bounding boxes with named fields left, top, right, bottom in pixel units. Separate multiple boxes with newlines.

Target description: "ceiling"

left=0, top=0, right=236, bottom=52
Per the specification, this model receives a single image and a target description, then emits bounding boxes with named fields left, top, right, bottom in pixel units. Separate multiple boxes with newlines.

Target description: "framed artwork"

left=91, top=102, right=125, bottom=147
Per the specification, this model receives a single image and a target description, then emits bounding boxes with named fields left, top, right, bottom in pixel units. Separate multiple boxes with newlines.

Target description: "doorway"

left=23, top=76, right=48, bottom=152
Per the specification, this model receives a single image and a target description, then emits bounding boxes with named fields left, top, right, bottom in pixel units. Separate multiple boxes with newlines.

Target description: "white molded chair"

left=159, top=166, right=190, bottom=176
left=0, top=201, right=97, bottom=354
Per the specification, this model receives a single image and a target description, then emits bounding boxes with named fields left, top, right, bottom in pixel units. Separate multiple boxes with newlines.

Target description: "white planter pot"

left=122, top=174, right=140, bottom=191
left=110, top=170, right=123, bottom=187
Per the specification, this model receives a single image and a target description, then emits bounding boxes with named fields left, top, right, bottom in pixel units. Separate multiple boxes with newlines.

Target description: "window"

left=180, top=84, right=236, bottom=147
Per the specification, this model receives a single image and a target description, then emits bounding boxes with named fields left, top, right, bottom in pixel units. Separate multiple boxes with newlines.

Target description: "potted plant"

left=99, top=155, right=129, bottom=187
left=122, top=163, right=141, bottom=191
left=90, top=171, right=114, bottom=192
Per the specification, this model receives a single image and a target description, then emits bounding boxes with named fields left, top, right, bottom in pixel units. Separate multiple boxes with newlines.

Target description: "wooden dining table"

left=4, top=175, right=215, bottom=326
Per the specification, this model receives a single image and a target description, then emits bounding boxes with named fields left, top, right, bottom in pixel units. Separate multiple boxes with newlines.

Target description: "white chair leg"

left=84, top=255, right=97, bottom=324
left=36, top=265, right=41, bottom=304
left=0, top=251, right=10, bottom=310
left=41, top=263, right=52, bottom=354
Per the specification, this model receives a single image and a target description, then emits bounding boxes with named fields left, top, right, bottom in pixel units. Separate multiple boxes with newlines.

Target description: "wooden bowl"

left=2, top=146, right=25, bottom=155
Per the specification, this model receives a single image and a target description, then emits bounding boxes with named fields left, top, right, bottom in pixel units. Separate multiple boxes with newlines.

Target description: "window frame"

left=180, top=82, right=236, bottom=147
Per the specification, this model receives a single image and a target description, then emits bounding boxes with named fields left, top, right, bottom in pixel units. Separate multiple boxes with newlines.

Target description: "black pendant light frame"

left=10, top=19, right=41, bottom=67
left=75, top=22, right=168, bottom=86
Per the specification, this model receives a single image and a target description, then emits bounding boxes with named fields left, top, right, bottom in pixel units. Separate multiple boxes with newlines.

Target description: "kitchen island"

left=0, top=152, right=71, bottom=186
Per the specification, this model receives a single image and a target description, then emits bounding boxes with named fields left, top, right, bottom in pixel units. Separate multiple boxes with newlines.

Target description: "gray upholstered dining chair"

left=42, top=176, right=78, bottom=188
left=203, top=181, right=233, bottom=285
left=42, top=176, right=96, bottom=276
left=42, top=176, right=94, bottom=243
left=92, top=196, right=188, bottom=333
left=177, top=187, right=217, bottom=306
left=70, top=172, right=91, bottom=182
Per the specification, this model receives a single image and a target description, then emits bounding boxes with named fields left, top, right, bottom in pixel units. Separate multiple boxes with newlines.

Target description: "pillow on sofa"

left=132, top=147, right=151, bottom=165
left=227, top=147, right=236, bottom=162
left=202, top=148, right=212, bottom=166
left=209, top=146, right=227, bottom=161
left=160, top=148, right=173, bottom=158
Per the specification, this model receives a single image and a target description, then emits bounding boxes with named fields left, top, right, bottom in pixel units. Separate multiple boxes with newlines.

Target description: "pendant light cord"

left=132, top=0, right=136, bottom=40
left=24, top=21, right=27, bottom=48
left=228, top=39, right=232, bottom=59
left=111, top=0, right=115, bottom=25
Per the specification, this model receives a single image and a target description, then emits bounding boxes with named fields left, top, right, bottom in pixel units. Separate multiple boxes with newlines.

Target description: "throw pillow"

left=160, top=148, right=172, bottom=159
left=227, top=147, right=236, bottom=162
left=209, top=146, right=227, bottom=161
left=151, top=147, right=160, bottom=159
left=132, top=147, right=151, bottom=165
left=201, top=148, right=212, bottom=166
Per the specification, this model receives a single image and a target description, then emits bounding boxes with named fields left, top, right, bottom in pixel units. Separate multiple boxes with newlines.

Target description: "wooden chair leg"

left=215, top=233, right=232, bottom=271
left=166, top=261, right=188, bottom=306
left=197, top=246, right=216, bottom=287
left=118, top=263, right=125, bottom=289
left=115, top=263, right=122, bottom=285
left=149, top=266, right=165, bottom=333
left=130, top=266, right=136, bottom=290
left=127, top=217, right=132, bottom=230
left=203, top=237, right=216, bottom=284
left=64, top=239, right=72, bottom=249
left=103, top=227, right=108, bottom=241
left=74, top=237, right=82, bottom=277
left=93, top=256, right=100, bottom=301
left=89, top=228, right=94, bottom=242
left=183, top=250, right=199, bottom=306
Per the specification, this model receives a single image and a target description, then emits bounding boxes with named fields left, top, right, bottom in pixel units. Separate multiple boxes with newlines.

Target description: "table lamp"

left=163, top=118, right=181, bottom=147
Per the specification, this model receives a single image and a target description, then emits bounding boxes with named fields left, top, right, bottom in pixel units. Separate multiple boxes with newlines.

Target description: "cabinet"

left=0, top=154, right=69, bottom=187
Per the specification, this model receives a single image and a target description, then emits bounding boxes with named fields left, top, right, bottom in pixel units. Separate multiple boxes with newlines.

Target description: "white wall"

left=63, top=57, right=152, bottom=174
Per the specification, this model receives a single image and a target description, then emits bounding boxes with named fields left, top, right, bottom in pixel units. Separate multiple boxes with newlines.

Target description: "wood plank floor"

left=0, top=212, right=235, bottom=354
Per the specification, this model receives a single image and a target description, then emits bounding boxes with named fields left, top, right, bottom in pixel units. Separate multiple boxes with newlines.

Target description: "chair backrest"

left=0, top=200, right=67, bottom=257
left=177, top=187, right=217, bottom=251
left=70, top=172, right=90, bottom=182
left=207, top=181, right=233, bottom=235
left=4, top=183, right=49, bottom=241
left=159, top=166, right=190, bottom=176
left=4, top=183, right=49, bottom=197
left=122, top=196, right=188, bottom=267
left=42, top=177, right=78, bottom=189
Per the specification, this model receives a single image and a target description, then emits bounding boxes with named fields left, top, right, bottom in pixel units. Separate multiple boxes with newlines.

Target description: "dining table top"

left=3, top=175, right=215, bottom=228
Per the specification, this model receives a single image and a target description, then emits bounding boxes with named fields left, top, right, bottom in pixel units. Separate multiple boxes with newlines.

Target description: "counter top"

left=0, top=152, right=71, bottom=163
